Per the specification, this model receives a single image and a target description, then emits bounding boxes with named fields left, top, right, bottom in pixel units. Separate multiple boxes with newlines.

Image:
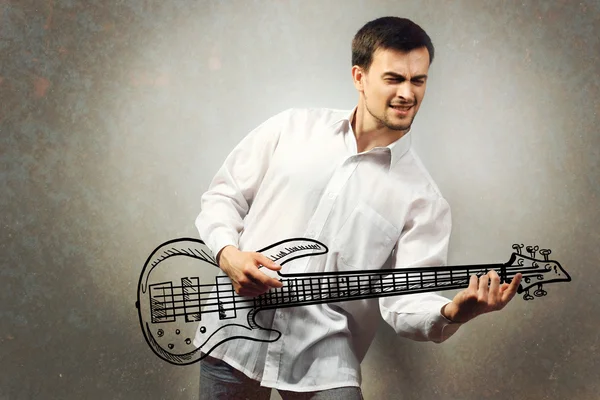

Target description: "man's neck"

left=351, top=105, right=408, bottom=153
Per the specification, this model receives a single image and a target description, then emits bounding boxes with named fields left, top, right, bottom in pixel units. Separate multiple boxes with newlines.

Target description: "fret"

left=302, top=278, right=310, bottom=301
left=316, top=277, right=324, bottom=300
left=316, top=277, right=320, bottom=299
left=345, top=276, right=351, bottom=298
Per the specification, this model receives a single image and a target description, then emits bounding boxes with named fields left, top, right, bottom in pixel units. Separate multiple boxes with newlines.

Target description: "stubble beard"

left=365, top=102, right=415, bottom=132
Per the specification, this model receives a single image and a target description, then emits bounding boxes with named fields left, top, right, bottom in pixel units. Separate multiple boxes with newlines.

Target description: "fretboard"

left=252, top=263, right=510, bottom=309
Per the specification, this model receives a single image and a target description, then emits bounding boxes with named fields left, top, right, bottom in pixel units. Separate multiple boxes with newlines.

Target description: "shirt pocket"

left=333, top=202, right=400, bottom=270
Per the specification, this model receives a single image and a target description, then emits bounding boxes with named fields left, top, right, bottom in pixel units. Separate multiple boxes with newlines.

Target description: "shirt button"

left=328, top=193, right=335, bottom=199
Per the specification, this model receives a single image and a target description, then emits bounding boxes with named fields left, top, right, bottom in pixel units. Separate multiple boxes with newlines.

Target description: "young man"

left=195, top=16, right=522, bottom=400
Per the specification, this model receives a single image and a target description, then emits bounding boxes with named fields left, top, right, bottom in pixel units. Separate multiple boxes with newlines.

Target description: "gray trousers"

left=200, top=356, right=364, bottom=400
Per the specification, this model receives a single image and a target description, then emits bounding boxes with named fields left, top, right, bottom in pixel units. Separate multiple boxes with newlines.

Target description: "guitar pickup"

left=149, top=282, right=176, bottom=323
left=216, top=276, right=237, bottom=320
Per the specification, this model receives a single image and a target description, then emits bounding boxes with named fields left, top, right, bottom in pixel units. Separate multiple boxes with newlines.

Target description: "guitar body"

left=136, top=237, right=327, bottom=365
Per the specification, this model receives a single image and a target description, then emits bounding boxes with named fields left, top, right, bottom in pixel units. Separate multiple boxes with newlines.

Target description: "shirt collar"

left=332, top=106, right=412, bottom=170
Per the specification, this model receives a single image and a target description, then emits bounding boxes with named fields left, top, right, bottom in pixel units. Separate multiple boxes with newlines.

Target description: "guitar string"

left=149, top=270, right=545, bottom=317
left=149, top=263, right=541, bottom=299
left=165, top=269, right=542, bottom=308
left=151, top=280, right=471, bottom=320
left=150, top=266, right=550, bottom=294
left=152, top=274, right=535, bottom=320
left=152, top=275, right=548, bottom=320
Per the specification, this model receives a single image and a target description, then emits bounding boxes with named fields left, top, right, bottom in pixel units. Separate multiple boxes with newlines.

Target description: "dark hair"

left=352, top=17, right=435, bottom=71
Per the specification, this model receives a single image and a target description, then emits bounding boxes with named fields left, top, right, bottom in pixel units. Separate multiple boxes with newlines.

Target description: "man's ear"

left=351, top=66, right=365, bottom=91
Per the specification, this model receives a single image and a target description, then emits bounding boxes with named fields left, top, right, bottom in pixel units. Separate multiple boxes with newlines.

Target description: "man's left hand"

left=441, top=270, right=523, bottom=324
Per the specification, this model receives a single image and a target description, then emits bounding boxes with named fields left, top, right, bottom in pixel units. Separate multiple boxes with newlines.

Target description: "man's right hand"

left=217, top=245, right=283, bottom=297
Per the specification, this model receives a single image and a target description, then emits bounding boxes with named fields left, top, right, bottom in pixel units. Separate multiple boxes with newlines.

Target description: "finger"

left=478, top=273, right=490, bottom=298
left=245, top=273, right=271, bottom=291
left=248, top=266, right=283, bottom=288
left=468, top=274, right=479, bottom=291
left=233, top=280, right=264, bottom=297
left=255, top=254, right=282, bottom=271
left=488, top=270, right=500, bottom=299
left=501, top=273, right=522, bottom=302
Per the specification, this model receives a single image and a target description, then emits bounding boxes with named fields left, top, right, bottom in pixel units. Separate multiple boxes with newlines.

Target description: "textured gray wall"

left=1, top=1, right=598, bottom=399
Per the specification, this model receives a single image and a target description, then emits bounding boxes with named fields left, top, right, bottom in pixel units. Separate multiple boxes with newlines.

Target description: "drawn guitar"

left=135, top=237, right=571, bottom=366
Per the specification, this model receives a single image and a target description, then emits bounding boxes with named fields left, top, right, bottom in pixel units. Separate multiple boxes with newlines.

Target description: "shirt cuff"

left=431, top=301, right=463, bottom=343
left=205, top=229, right=240, bottom=264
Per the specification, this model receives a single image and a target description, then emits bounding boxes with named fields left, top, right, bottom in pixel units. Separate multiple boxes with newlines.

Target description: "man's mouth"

left=390, top=104, right=413, bottom=116
left=390, top=104, right=413, bottom=110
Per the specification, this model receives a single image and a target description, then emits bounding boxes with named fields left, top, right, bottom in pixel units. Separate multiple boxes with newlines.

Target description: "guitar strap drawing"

left=135, top=237, right=571, bottom=366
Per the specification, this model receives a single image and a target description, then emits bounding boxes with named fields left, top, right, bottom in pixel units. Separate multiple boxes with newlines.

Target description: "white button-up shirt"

left=194, top=107, right=462, bottom=392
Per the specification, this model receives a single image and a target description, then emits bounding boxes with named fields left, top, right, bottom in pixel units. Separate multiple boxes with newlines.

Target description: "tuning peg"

left=523, top=290, right=534, bottom=301
left=539, top=248, right=551, bottom=261
left=525, top=245, right=539, bottom=257
left=512, top=244, right=524, bottom=255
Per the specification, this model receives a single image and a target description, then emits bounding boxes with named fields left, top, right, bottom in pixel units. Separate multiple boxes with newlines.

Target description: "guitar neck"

left=252, top=262, right=510, bottom=309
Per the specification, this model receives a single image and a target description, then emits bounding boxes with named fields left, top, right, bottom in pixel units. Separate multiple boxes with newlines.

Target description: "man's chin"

left=385, top=120, right=412, bottom=132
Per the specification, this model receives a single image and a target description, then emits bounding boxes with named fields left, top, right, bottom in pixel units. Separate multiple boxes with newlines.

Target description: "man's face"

left=355, top=46, right=430, bottom=132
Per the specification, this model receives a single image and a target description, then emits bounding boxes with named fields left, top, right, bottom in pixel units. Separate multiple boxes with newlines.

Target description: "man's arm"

left=379, top=196, right=459, bottom=343
left=379, top=195, right=521, bottom=343
left=195, top=109, right=292, bottom=295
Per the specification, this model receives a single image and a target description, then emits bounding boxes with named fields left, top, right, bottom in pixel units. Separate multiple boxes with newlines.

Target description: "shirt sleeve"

left=379, top=195, right=463, bottom=343
left=195, top=109, right=291, bottom=258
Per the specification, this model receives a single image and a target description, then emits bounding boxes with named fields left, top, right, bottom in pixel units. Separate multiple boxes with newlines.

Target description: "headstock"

left=506, top=244, right=571, bottom=301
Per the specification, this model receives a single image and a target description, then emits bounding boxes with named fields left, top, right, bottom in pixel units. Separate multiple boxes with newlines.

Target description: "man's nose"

left=396, top=83, right=414, bottom=103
